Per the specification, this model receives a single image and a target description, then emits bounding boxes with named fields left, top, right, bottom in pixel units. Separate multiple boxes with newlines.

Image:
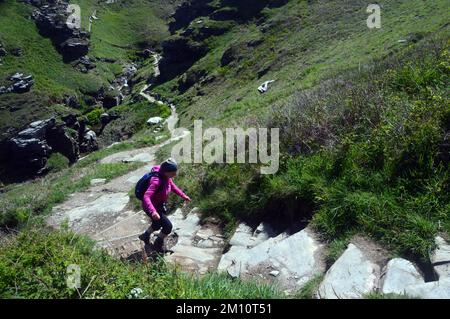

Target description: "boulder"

left=79, top=129, right=98, bottom=153
left=31, top=1, right=90, bottom=62
left=404, top=279, right=450, bottom=299
left=73, top=55, right=96, bottom=73
left=381, top=258, right=424, bottom=295
left=219, top=228, right=325, bottom=291
left=221, top=46, right=241, bottom=66
left=62, top=113, right=79, bottom=128
left=46, top=124, right=79, bottom=163
left=60, top=38, right=89, bottom=62
left=102, top=90, right=123, bottom=109
left=147, top=117, right=164, bottom=126
left=317, top=244, right=380, bottom=299
left=10, top=48, right=22, bottom=57
left=7, top=119, right=56, bottom=175
left=0, top=73, right=34, bottom=95
left=431, top=236, right=450, bottom=281
left=178, top=69, right=207, bottom=92
left=6, top=117, right=82, bottom=175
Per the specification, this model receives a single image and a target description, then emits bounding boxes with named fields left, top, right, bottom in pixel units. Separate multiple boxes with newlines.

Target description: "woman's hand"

left=151, top=211, right=161, bottom=221
left=184, top=196, right=191, bottom=202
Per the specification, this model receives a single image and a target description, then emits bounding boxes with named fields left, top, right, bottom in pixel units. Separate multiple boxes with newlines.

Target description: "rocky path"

left=46, top=51, right=450, bottom=299
left=218, top=222, right=450, bottom=298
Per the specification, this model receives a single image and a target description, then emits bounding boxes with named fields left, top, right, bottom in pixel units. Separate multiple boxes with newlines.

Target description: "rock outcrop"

left=8, top=119, right=55, bottom=175
left=218, top=225, right=325, bottom=294
left=158, top=36, right=208, bottom=82
left=26, top=0, right=91, bottom=63
left=4, top=112, right=102, bottom=176
left=7, top=118, right=79, bottom=175
left=0, top=73, right=34, bottom=95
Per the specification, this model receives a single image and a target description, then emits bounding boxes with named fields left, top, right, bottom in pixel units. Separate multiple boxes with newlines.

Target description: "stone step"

left=317, top=243, right=380, bottom=299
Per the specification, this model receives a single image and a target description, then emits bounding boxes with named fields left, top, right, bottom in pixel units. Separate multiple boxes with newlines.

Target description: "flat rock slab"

left=165, top=208, right=225, bottom=274
left=404, top=279, right=450, bottom=299
left=90, top=178, right=107, bottom=186
left=219, top=227, right=325, bottom=292
left=122, top=153, right=155, bottom=163
left=49, top=192, right=130, bottom=235
left=47, top=162, right=157, bottom=258
left=318, top=243, right=380, bottom=299
left=381, top=258, right=424, bottom=295
left=229, top=222, right=275, bottom=248
left=431, top=236, right=450, bottom=281
left=100, top=146, right=159, bottom=164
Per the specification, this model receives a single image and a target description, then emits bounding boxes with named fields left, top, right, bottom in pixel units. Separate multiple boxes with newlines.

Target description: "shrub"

left=86, top=108, right=104, bottom=126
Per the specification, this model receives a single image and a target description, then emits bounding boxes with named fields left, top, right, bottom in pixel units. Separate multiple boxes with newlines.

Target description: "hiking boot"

left=153, top=236, right=165, bottom=253
left=139, top=232, right=150, bottom=245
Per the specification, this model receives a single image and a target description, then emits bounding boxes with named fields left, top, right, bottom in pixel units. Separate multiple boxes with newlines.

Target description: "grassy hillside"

left=151, top=0, right=449, bottom=129
left=0, top=0, right=178, bottom=137
left=0, top=0, right=448, bottom=299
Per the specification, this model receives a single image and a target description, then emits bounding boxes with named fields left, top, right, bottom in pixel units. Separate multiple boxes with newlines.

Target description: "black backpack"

left=135, top=170, right=165, bottom=200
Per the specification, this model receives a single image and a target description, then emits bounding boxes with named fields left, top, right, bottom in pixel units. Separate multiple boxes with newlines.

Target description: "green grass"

left=150, top=0, right=450, bottom=130
left=294, top=275, right=324, bottom=299
left=47, top=153, right=70, bottom=173
left=0, top=227, right=282, bottom=298
left=364, top=292, right=417, bottom=299
left=0, top=158, right=143, bottom=229
left=0, top=0, right=105, bottom=97
left=0, top=0, right=177, bottom=137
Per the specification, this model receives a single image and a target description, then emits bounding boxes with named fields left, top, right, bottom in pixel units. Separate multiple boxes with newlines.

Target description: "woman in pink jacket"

left=138, top=158, right=191, bottom=252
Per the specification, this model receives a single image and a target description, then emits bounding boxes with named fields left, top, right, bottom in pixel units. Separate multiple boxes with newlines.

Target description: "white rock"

left=122, top=153, right=154, bottom=163
left=270, top=270, right=280, bottom=277
left=229, top=223, right=255, bottom=247
left=404, top=279, right=450, bottom=299
left=90, top=178, right=107, bottom=186
left=218, top=245, right=249, bottom=277
left=65, top=193, right=130, bottom=224
left=219, top=229, right=325, bottom=290
left=381, top=258, right=424, bottom=295
left=318, top=244, right=380, bottom=299
left=431, top=236, right=450, bottom=281
left=147, top=117, right=163, bottom=125
left=197, top=239, right=215, bottom=248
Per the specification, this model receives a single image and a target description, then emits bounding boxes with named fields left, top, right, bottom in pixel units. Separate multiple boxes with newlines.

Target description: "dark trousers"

left=146, top=203, right=173, bottom=235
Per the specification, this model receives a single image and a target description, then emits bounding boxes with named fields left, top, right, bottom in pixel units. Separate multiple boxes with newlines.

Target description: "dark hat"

left=161, top=158, right=178, bottom=172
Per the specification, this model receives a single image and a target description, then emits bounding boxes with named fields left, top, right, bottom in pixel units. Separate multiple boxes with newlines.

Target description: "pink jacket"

left=142, top=165, right=189, bottom=214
